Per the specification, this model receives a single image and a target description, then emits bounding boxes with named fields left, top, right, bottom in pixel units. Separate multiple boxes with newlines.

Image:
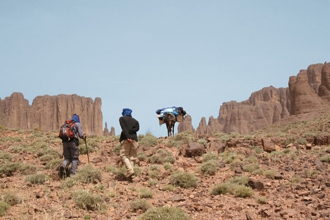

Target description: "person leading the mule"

left=60, top=114, right=86, bottom=177
left=119, top=108, right=140, bottom=179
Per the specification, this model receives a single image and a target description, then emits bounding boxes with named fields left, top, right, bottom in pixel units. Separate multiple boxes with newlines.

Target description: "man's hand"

left=83, top=133, right=87, bottom=140
left=127, top=138, right=132, bottom=142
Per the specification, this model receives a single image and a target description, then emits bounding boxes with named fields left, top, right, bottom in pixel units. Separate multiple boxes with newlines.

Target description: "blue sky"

left=1, top=1, right=329, bottom=137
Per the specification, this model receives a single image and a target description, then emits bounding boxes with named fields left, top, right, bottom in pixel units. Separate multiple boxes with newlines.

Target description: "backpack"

left=58, top=119, right=76, bottom=141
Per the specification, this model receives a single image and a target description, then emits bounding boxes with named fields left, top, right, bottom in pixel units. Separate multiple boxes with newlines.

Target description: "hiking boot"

left=65, top=167, right=70, bottom=177
left=59, top=165, right=65, bottom=179
left=126, top=171, right=135, bottom=179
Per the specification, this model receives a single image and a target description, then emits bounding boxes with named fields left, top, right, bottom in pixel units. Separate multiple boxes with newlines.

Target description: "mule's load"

left=156, top=106, right=186, bottom=124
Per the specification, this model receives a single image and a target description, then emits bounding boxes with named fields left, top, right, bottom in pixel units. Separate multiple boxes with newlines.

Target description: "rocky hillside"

left=0, top=113, right=330, bottom=219
left=0, top=93, right=104, bottom=136
left=179, top=62, right=330, bottom=135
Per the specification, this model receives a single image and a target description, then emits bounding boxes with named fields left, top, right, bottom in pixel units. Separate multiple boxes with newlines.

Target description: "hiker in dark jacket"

left=60, top=114, right=86, bottom=177
left=119, top=108, right=139, bottom=179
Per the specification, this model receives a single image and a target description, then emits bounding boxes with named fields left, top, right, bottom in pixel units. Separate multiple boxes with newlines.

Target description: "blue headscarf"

left=72, top=114, right=80, bottom=123
left=122, top=108, right=132, bottom=116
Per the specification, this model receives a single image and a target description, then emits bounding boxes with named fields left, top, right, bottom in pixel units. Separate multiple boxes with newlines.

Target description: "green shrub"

left=249, top=145, right=264, bottom=154
left=200, top=160, right=218, bottom=175
left=45, top=159, right=63, bottom=169
left=320, top=154, right=330, bottom=163
left=264, top=170, right=276, bottom=179
left=103, top=165, right=117, bottom=174
left=0, top=152, right=12, bottom=161
left=202, top=152, right=218, bottom=162
left=3, top=191, right=21, bottom=205
left=210, top=183, right=230, bottom=195
left=138, top=188, right=153, bottom=198
left=113, top=166, right=127, bottom=180
left=289, top=175, right=301, bottom=184
left=79, top=141, right=97, bottom=155
left=297, top=138, right=307, bottom=145
left=25, top=174, right=49, bottom=184
left=230, top=184, right=253, bottom=198
left=161, top=185, right=175, bottom=191
left=112, top=143, right=121, bottom=154
left=242, top=164, right=260, bottom=173
left=148, top=179, right=158, bottom=186
left=0, top=201, right=10, bottom=217
left=149, top=149, right=175, bottom=164
left=163, top=163, right=173, bottom=171
left=220, top=151, right=241, bottom=164
left=75, top=164, right=102, bottom=184
left=210, top=176, right=252, bottom=198
left=197, top=138, right=208, bottom=146
left=133, top=166, right=142, bottom=176
left=73, top=190, right=105, bottom=211
left=170, top=171, right=198, bottom=188
left=37, top=147, right=61, bottom=162
left=167, top=139, right=183, bottom=148
left=137, top=152, right=148, bottom=162
left=174, top=130, right=194, bottom=143
left=214, top=132, right=231, bottom=142
left=61, top=177, right=77, bottom=188
left=138, top=206, right=192, bottom=220
left=149, top=170, right=160, bottom=180
left=244, top=155, right=258, bottom=163
left=130, top=199, right=151, bottom=212
left=228, top=175, right=249, bottom=186
left=0, top=162, right=36, bottom=176
left=149, top=165, right=159, bottom=171
left=139, top=133, right=158, bottom=147
left=303, top=169, right=318, bottom=178
left=256, top=196, right=267, bottom=204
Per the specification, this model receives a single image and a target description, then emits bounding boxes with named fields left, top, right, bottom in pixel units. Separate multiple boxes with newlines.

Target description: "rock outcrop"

left=190, top=62, right=330, bottom=135
left=0, top=93, right=103, bottom=135
left=177, top=115, right=195, bottom=133
left=104, top=122, right=116, bottom=136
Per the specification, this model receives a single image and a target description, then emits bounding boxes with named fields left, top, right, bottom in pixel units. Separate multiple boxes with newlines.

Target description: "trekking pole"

left=84, top=139, right=90, bottom=164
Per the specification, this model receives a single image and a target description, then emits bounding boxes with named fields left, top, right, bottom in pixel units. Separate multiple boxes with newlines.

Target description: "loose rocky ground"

left=0, top=125, right=330, bottom=220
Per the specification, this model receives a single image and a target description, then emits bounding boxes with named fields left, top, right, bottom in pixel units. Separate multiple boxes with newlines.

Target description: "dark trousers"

left=62, top=140, right=79, bottom=174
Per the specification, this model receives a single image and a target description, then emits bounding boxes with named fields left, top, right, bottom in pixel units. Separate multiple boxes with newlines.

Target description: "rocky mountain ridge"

left=1, top=62, right=329, bottom=136
left=178, top=62, right=330, bottom=135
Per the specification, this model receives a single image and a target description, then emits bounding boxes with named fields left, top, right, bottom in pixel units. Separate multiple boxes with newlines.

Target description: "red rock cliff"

left=0, top=93, right=103, bottom=135
left=180, top=62, right=330, bottom=135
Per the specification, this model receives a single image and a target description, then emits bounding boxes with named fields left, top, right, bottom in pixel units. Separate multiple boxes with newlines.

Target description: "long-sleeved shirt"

left=119, top=115, right=139, bottom=142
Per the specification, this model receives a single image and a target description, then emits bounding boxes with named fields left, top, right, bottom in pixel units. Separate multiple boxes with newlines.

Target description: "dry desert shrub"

left=202, top=152, right=218, bottom=162
left=138, top=187, right=153, bottom=198
left=0, top=201, right=10, bottom=217
left=74, top=164, right=102, bottom=184
left=79, top=140, right=97, bottom=154
left=2, top=191, right=22, bottom=206
left=320, top=154, right=330, bottom=163
left=137, top=206, right=192, bottom=220
left=199, top=159, right=218, bottom=175
left=130, top=199, right=151, bottom=212
left=148, top=149, right=175, bottom=164
left=0, top=162, right=36, bottom=176
left=210, top=175, right=253, bottom=198
left=170, top=171, right=198, bottom=188
left=174, top=130, right=194, bottom=143
left=264, top=170, right=276, bottom=179
left=73, top=190, right=105, bottom=211
left=138, top=132, right=158, bottom=147
left=25, top=173, right=49, bottom=184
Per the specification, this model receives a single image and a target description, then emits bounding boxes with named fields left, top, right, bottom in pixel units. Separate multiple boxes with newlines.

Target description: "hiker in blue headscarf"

left=119, top=108, right=140, bottom=179
left=59, top=114, right=86, bottom=178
